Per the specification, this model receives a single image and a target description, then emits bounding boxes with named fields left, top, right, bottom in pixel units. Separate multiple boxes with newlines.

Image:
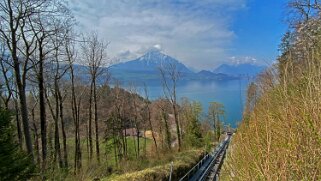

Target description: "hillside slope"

left=221, top=13, right=321, bottom=180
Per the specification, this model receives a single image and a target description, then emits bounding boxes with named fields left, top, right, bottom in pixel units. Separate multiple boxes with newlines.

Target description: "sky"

left=69, top=0, right=288, bottom=70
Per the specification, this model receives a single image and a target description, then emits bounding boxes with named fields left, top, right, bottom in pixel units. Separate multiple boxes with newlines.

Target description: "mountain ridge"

left=213, top=63, right=266, bottom=76
left=109, top=50, right=239, bottom=83
left=68, top=50, right=266, bottom=84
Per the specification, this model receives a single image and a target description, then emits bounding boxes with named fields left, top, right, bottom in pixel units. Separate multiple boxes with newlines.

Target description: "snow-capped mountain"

left=110, top=49, right=193, bottom=74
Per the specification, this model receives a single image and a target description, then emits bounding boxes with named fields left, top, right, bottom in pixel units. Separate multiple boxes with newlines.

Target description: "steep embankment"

left=221, top=13, right=321, bottom=180
left=222, top=81, right=321, bottom=180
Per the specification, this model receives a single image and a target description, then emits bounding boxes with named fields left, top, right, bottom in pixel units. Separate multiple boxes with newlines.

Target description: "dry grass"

left=103, top=149, right=204, bottom=181
left=221, top=16, right=321, bottom=180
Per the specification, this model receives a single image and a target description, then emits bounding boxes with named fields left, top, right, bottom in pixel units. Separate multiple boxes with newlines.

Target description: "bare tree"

left=208, top=102, right=225, bottom=141
left=105, top=82, right=127, bottom=165
left=81, top=33, right=107, bottom=163
left=287, top=0, right=321, bottom=25
left=129, top=84, right=142, bottom=158
left=0, top=0, right=50, bottom=159
left=143, top=85, right=158, bottom=152
left=45, top=87, right=63, bottom=168
left=53, top=40, right=71, bottom=168
left=159, top=63, right=181, bottom=151
left=29, top=92, right=40, bottom=166
left=27, top=0, right=72, bottom=171
left=44, top=18, right=73, bottom=169
left=65, top=37, right=82, bottom=172
left=154, top=98, right=172, bottom=150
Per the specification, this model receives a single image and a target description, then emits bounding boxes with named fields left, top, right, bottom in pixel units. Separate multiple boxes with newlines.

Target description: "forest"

left=0, top=1, right=226, bottom=180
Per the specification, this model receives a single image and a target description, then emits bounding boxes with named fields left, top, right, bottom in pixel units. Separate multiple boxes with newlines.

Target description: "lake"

left=122, top=79, right=249, bottom=128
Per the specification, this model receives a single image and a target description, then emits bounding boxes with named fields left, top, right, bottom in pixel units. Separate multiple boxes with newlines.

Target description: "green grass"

left=44, top=136, right=208, bottom=181
left=66, top=136, right=151, bottom=164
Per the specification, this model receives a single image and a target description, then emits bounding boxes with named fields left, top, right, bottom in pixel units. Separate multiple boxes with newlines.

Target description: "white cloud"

left=153, top=44, right=162, bottom=50
left=228, top=56, right=265, bottom=66
left=69, top=0, right=247, bottom=70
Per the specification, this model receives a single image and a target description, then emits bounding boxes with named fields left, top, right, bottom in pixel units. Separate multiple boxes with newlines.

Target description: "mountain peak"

left=110, top=49, right=192, bottom=74
left=146, top=48, right=161, bottom=54
left=139, top=49, right=168, bottom=62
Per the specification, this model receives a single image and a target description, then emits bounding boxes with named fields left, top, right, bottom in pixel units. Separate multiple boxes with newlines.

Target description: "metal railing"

left=179, top=136, right=231, bottom=181
left=179, top=153, right=212, bottom=181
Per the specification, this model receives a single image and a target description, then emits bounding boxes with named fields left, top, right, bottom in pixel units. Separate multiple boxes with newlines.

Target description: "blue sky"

left=70, top=0, right=288, bottom=70
left=231, top=0, right=287, bottom=66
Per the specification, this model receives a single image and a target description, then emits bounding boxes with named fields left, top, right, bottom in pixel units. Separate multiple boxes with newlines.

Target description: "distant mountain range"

left=109, top=50, right=238, bottom=84
left=71, top=50, right=266, bottom=85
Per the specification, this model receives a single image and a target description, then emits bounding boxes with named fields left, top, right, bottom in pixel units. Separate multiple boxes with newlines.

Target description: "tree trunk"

left=93, top=79, right=100, bottom=163
left=122, top=128, right=127, bottom=158
left=147, top=106, right=158, bottom=151
left=73, top=94, right=82, bottom=171
left=48, top=127, right=54, bottom=168
left=112, top=117, right=118, bottom=166
left=14, top=98, right=23, bottom=148
left=46, top=89, right=60, bottom=169
left=38, top=45, right=47, bottom=171
left=32, top=118, right=41, bottom=166
left=76, top=99, right=82, bottom=169
left=6, top=1, right=34, bottom=160
left=14, top=58, right=33, bottom=158
left=58, top=89, right=68, bottom=168
left=54, top=82, right=63, bottom=168
left=136, top=127, right=140, bottom=158
left=132, top=95, right=140, bottom=158
left=122, top=116, right=128, bottom=158
left=70, top=65, right=81, bottom=172
left=163, top=112, right=171, bottom=150
left=173, top=104, right=181, bottom=151
left=143, top=128, right=146, bottom=155
left=88, top=82, right=93, bottom=160
left=86, top=123, right=90, bottom=161
left=17, top=81, right=33, bottom=157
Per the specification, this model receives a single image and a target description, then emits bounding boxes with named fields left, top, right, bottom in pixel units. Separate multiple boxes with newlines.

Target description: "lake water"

left=128, top=79, right=249, bottom=128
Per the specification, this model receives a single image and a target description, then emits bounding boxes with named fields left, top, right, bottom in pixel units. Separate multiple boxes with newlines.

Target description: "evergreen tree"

left=0, top=109, right=35, bottom=181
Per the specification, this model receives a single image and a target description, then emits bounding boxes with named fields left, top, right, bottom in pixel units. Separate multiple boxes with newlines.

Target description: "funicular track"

left=179, top=135, right=231, bottom=181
